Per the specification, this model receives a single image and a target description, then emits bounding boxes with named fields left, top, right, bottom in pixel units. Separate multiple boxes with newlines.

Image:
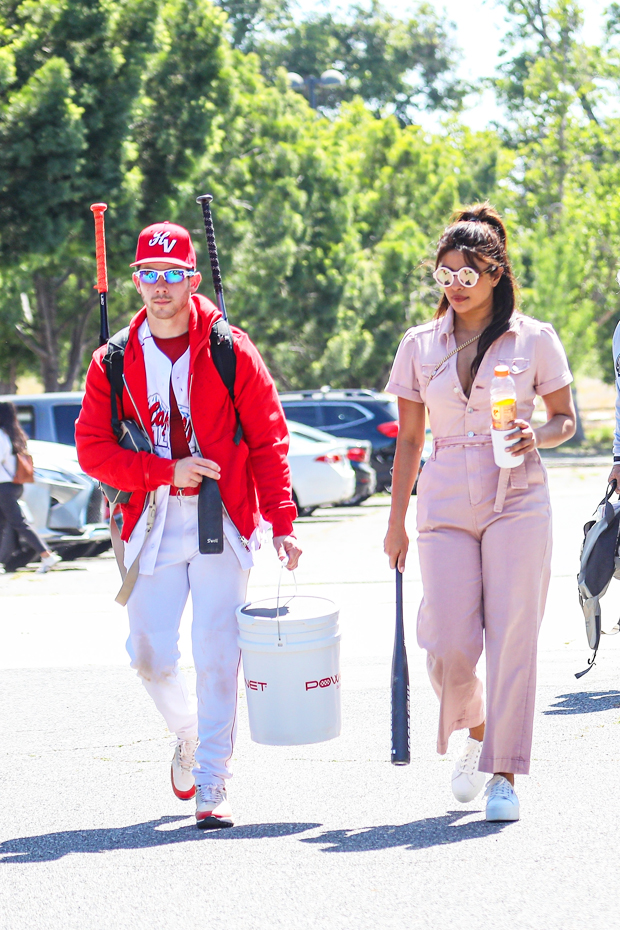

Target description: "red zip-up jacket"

left=75, top=294, right=297, bottom=543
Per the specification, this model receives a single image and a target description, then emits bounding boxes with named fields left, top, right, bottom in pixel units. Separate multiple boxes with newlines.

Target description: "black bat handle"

left=99, top=292, right=109, bottom=346
left=391, top=567, right=410, bottom=765
left=198, top=476, right=224, bottom=554
left=196, top=193, right=228, bottom=321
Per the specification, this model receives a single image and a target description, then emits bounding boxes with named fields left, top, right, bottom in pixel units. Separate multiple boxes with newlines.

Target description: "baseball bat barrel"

left=90, top=202, right=110, bottom=346
left=391, top=568, right=410, bottom=765
left=196, top=193, right=228, bottom=321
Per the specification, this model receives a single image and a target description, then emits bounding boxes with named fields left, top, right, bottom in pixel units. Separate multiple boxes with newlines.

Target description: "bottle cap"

left=494, top=364, right=510, bottom=377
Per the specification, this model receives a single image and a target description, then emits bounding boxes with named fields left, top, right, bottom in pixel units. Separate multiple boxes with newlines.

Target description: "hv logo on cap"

left=130, top=221, right=197, bottom=269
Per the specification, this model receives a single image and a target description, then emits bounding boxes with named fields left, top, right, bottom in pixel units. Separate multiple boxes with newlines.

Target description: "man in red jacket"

left=76, top=221, right=301, bottom=829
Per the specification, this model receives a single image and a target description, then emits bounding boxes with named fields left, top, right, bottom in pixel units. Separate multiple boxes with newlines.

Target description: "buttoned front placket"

left=436, top=321, right=528, bottom=512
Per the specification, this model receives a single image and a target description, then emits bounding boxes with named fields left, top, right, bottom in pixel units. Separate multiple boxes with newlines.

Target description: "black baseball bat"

left=196, top=193, right=228, bottom=321
left=391, top=568, right=410, bottom=765
left=90, top=203, right=110, bottom=346
left=194, top=193, right=227, bottom=555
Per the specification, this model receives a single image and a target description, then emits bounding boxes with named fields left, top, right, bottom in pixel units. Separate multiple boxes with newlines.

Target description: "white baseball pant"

left=126, top=495, right=249, bottom=786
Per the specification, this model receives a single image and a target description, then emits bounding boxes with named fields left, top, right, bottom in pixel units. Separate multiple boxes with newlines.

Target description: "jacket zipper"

left=122, top=375, right=153, bottom=452
left=188, top=372, right=250, bottom=550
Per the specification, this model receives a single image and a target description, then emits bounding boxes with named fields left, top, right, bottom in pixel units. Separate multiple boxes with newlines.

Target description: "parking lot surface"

left=1, top=466, right=620, bottom=930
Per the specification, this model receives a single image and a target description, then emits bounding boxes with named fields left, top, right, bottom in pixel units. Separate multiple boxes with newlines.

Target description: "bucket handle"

left=276, top=562, right=298, bottom=646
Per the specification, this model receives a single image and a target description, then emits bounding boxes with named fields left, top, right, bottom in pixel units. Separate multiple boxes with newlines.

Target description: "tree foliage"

left=2, top=0, right=620, bottom=399
left=255, top=0, right=466, bottom=120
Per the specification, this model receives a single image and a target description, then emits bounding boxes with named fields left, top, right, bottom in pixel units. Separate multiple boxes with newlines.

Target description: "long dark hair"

left=0, top=402, right=28, bottom=454
left=434, top=202, right=519, bottom=378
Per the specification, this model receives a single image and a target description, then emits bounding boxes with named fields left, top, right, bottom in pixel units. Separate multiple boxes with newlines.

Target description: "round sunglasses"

left=134, top=268, right=197, bottom=284
left=432, top=265, right=496, bottom=288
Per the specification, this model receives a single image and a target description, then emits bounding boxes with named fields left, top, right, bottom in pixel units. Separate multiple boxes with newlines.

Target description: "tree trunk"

left=60, top=292, right=98, bottom=391
left=0, top=360, right=17, bottom=395
left=34, top=273, right=61, bottom=391
left=16, top=273, right=97, bottom=392
left=566, top=384, right=585, bottom=445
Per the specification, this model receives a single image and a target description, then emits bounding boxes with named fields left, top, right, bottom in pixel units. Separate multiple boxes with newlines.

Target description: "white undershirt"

left=123, top=321, right=260, bottom=574
left=0, top=429, right=16, bottom=483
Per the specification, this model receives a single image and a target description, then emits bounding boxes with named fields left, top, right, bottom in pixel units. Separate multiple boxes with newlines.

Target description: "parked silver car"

left=17, top=440, right=110, bottom=562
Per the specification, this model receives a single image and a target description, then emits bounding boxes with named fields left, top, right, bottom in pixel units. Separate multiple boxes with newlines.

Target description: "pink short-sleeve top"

left=385, top=306, right=573, bottom=440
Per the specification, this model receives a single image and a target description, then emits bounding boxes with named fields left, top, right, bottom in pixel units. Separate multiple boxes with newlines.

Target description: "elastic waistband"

left=432, top=434, right=492, bottom=453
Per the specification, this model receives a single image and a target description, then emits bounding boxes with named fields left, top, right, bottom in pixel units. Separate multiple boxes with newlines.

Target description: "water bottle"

left=490, top=364, right=524, bottom=468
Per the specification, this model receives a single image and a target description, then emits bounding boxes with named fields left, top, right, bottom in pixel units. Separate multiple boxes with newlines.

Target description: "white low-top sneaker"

left=36, top=552, right=61, bottom=574
left=170, top=738, right=198, bottom=800
left=195, top=784, right=234, bottom=829
left=451, top=737, right=486, bottom=802
left=484, top=775, right=520, bottom=822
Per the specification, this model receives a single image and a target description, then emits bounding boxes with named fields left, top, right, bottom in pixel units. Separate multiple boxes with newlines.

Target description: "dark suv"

left=279, top=389, right=398, bottom=490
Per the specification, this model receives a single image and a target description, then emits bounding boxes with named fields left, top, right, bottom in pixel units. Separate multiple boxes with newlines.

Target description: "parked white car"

left=287, top=420, right=356, bottom=516
left=17, top=440, right=110, bottom=562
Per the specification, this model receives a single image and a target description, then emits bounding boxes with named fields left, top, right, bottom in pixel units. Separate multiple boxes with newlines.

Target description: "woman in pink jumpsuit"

left=384, top=203, right=576, bottom=821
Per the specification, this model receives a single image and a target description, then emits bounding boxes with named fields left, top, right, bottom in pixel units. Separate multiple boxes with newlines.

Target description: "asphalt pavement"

left=2, top=465, right=620, bottom=930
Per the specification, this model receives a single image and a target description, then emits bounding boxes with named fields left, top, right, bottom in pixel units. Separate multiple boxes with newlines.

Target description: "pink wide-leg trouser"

left=415, top=438, right=552, bottom=776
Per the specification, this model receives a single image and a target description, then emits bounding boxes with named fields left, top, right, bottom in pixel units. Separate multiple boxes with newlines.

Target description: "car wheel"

left=54, top=542, right=99, bottom=560
left=340, top=493, right=372, bottom=507
left=292, top=490, right=316, bottom=518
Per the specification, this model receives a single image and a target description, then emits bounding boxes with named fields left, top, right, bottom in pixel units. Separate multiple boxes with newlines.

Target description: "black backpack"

left=576, top=480, right=620, bottom=677
left=103, top=317, right=242, bottom=445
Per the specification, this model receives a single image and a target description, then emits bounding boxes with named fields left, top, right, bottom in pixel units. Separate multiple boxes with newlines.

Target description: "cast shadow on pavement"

left=0, top=818, right=321, bottom=864
left=298, top=811, right=510, bottom=852
left=543, top=691, right=620, bottom=715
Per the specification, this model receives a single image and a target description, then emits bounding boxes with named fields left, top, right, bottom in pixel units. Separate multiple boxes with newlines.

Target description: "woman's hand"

left=384, top=523, right=409, bottom=573
left=504, top=419, right=537, bottom=457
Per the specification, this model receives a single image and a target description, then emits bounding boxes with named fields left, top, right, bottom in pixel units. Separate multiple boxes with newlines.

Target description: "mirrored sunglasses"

left=433, top=265, right=482, bottom=288
left=135, top=268, right=197, bottom=284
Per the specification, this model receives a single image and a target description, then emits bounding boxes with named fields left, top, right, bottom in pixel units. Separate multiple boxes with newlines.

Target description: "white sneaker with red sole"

left=170, top=738, right=198, bottom=800
left=195, top=784, right=234, bottom=829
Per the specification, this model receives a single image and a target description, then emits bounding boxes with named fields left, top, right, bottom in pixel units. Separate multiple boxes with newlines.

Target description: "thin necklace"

left=455, top=331, right=483, bottom=349
left=428, top=331, right=482, bottom=382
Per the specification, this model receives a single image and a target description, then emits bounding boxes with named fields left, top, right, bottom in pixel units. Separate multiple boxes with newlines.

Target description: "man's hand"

left=608, top=463, right=620, bottom=493
left=273, top=535, right=302, bottom=570
left=173, top=456, right=221, bottom=488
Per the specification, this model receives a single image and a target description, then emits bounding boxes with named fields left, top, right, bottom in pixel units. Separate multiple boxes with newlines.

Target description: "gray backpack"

left=577, top=481, right=620, bottom=677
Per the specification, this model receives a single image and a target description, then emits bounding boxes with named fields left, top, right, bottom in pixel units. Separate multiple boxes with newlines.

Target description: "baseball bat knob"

left=90, top=202, right=108, bottom=214
left=196, top=194, right=213, bottom=205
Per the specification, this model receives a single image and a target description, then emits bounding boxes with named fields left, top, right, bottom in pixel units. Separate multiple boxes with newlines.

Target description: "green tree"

left=255, top=1, right=465, bottom=121
left=215, top=0, right=290, bottom=51
left=0, top=0, right=231, bottom=390
left=493, top=0, right=620, bottom=389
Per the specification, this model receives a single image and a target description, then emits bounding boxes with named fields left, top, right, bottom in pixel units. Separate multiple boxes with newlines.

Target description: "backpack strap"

left=210, top=318, right=243, bottom=445
left=103, top=326, right=130, bottom=438
left=102, top=320, right=242, bottom=445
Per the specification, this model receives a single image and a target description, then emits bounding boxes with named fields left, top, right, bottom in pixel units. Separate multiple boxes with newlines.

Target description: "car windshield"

left=281, top=404, right=321, bottom=427
left=53, top=404, right=82, bottom=445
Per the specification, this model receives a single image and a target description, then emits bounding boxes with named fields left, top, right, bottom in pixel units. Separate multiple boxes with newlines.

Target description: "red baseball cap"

left=130, top=221, right=197, bottom=269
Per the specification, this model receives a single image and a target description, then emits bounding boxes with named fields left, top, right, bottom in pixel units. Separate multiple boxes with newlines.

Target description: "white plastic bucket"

left=237, top=594, right=341, bottom=746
